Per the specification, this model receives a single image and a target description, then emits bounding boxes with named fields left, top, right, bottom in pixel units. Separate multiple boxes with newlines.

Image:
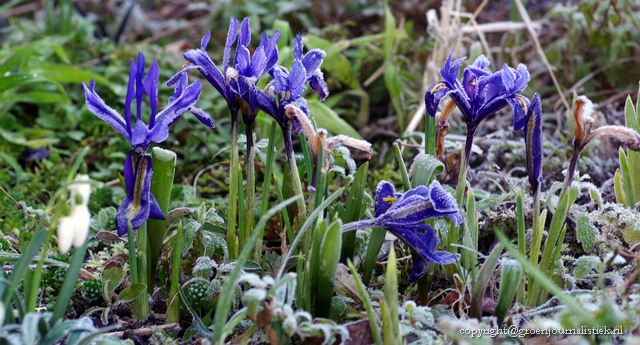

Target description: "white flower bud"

left=58, top=175, right=92, bottom=253
left=57, top=216, right=75, bottom=254
left=70, top=205, right=91, bottom=248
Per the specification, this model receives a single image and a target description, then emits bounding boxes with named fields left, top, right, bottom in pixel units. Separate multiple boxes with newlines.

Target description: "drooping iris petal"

left=117, top=151, right=161, bottom=236
left=257, top=33, right=328, bottom=131
left=374, top=181, right=398, bottom=217
left=425, top=81, right=452, bottom=117
left=178, top=34, right=234, bottom=110
left=392, top=224, right=457, bottom=283
left=82, top=81, right=131, bottom=141
left=342, top=180, right=461, bottom=283
left=149, top=79, right=208, bottom=143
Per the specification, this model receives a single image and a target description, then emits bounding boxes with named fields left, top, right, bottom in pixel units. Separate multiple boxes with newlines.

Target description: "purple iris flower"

left=83, top=52, right=214, bottom=236
left=425, top=52, right=530, bottom=132
left=256, top=33, right=328, bottom=134
left=225, top=18, right=280, bottom=121
left=524, top=94, right=542, bottom=193
left=342, top=180, right=462, bottom=283
left=171, top=17, right=280, bottom=121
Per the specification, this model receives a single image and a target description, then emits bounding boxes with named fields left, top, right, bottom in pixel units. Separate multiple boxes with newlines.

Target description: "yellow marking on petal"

left=382, top=197, right=397, bottom=203
left=180, top=62, right=192, bottom=71
left=285, top=90, right=291, bottom=101
left=127, top=204, right=141, bottom=219
left=129, top=151, right=148, bottom=220
left=517, top=96, right=528, bottom=113
left=429, top=82, right=447, bottom=93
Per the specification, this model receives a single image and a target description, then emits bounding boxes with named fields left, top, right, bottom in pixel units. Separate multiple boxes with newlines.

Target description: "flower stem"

left=244, top=125, right=257, bottom=260
left=283, top=125, right=307, bottom=216
left=560, top=148, right=581, bottom=201
left=449, top=127, right=475, bottom=253
left=166, top=219, right=182, bottom=324
left=133, top=222, right=149, bottom=320
left=227, top=112, right=240, bottom=259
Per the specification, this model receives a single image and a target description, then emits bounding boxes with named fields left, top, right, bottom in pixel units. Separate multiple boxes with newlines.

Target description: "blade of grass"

left=347, top=260, right=383, bottom=345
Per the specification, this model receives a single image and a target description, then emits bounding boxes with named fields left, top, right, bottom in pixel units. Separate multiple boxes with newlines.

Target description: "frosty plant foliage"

left=83, top=52, right=214, bottom=236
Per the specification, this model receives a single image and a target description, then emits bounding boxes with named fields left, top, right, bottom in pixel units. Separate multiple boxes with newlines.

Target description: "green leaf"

left=573, top=256, right=601, bottom=280
left=516, top=190, right=526, bottom=256
left=30, top=64, right=111, bottom=87
left=315, top=220, right=343, bottom=318
left=382, top=249, right=399, bottom=343
left=303, top=35, right=357, bottom=88
left=0, top=73, right=64, bottom=94
left=463, top=187, right=478, bottom=271
left=0, top=43, right=40, bottom=76
left=101, top=266, right=124, bottom=298
left=382, top=0, right=396, bottom=61
left=115, top=284, right=146, bottom=304
left=619, top=147, right=636, bottom=207
left=1, top=91, right=69, bottom=104
left=341, top=162, right=369, bottom=262
left=614, top=169, right=626, bottom=205
left=495, top=259, right=522, bottom=325
left=361, top=227, right=385, bottom=286
left=0, top=152, right=25, bottom=183
left=469, top=242, right=503, bottom=320
left=624, top=94, right=640, bottom=132
left=410, top=154, right=444, bottom=188
left=307, top=99, right=361, bottom=139
left=575, top=212, right=598, bottom=252
left=348, top=260, right=383, bottom=345
left=0, top=127, right=59, bottom=148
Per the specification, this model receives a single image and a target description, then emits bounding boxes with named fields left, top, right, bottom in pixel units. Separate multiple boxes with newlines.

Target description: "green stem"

left=228, top=113, right=240, bottom=259
left=133, top=223, right=149, bottom=320
left=127, top=222, right=138, bottom=284
left=559, top=149, right=580, bottom=201
left=257, top=122, right=278, bottom=260
left=166, top=220, right=182, bottom=324
left=283, top=125, right=307, bottom=216
left=245, top=126, right=257, bottom=260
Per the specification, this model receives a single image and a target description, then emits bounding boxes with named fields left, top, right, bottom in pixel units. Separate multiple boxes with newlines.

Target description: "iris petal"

left=525, top=94, right=543, bottom=190
left=223, top=19, right=238, bottom=70
left=83, top=81, right=130, bottom=141
left=374, top=181, right=397, bottom=217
